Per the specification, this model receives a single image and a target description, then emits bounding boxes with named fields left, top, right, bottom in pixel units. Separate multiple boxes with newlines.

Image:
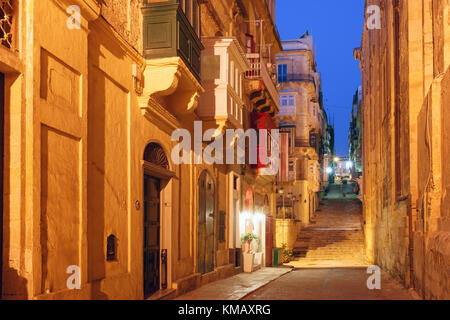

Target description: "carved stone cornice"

left=138, top=96, right=181, bottom=134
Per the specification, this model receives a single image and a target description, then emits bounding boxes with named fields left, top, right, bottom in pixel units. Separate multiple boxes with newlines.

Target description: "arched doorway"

left=142, top=142, right=173, bottom=298
left=197, top=171, right=215, bottom=275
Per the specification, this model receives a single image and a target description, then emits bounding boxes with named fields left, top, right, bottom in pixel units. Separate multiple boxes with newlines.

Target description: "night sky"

left=275, top=1, right=365, bottom=157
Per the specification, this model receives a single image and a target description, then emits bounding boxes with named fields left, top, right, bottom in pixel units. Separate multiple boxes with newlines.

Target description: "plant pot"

left=243, top=253, right=255, bottom=273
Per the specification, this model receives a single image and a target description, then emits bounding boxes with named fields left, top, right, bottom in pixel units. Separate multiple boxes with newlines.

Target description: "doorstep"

left=146, top=288, right=177, bottom=301
left=175, top=267, right=293, bottom=300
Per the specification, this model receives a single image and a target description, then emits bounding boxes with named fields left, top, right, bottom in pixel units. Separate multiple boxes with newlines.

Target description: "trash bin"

left=273, top=248, right=280, bottom=267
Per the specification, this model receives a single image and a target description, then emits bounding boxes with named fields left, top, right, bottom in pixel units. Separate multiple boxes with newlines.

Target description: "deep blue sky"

left=275, top=1, right=365, bottom=157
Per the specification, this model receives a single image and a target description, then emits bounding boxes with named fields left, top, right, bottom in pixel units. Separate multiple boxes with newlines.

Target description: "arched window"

left=144, top=142, right=169, bottom=170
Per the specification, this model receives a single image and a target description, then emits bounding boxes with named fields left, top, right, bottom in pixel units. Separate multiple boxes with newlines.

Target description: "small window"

left=233, top=175, right=238, bottom=190
left=184, top=0, right=191, bottom=23
left=289, top=95, right=295, bottom=106
left=107, top=235, right=117, bottom=261
left=278, top=64, right=287, bottom=82
left=193, top=0, right=198, bottom=34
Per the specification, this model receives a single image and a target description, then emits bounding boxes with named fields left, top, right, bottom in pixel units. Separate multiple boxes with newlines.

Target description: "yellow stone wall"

left=358, top=0, right=450, bottom=299
left=1, top=0, right=282, bottom=300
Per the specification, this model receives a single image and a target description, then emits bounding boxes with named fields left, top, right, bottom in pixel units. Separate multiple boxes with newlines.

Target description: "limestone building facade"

left=0, top=0, right=281, bottom=300
left=356, top=0, right=450, bottom=299
left=274, top=33, right=329, bottom=249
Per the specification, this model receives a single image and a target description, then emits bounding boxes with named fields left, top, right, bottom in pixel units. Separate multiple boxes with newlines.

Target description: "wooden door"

left=143, top=175, right=160, bottom=297
left=265, top=215, right=273, bottom=266
left=198, top=171, right=215, bottom=274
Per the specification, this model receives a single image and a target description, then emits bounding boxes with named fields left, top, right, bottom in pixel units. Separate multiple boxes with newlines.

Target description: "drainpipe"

left=407, top=193, right=414, bottom=289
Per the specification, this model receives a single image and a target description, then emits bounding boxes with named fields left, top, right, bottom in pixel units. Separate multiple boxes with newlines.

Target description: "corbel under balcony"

left=255, top=91, right=276, bottom=115
left=139, top=56, right=205, bottom=122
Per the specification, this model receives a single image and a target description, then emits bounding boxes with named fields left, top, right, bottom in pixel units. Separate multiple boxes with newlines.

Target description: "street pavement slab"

left=175, top=267, right=293, bottom=300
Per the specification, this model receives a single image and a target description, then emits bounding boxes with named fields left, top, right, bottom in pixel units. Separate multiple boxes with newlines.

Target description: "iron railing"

left=245, top=53, right=261, bottom=79
left=0, top=0, right=14, bottom=50
left=278, top=73, right=315, bottom=84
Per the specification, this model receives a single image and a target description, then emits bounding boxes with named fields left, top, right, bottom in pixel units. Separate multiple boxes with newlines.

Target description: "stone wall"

left=358, top=0, right=450, bottom=299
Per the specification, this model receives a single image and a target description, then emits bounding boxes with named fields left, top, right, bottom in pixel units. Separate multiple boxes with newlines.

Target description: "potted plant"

left=241, top=233, right=258, bottom=253
left=241, top=233, right=258, bottom=273
left=281, top=243, right=294, bottom=264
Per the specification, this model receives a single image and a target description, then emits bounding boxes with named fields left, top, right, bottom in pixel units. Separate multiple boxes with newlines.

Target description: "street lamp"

left=334, top=157, right=340, bottom=162
left=326, top=167, right=333, bottom=174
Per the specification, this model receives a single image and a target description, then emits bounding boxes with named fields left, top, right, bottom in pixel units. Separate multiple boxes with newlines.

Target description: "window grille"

left=0, top=0, right=14, bottom=49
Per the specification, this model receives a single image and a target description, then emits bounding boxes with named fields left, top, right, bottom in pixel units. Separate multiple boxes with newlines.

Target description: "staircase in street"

left=289, top=184, right=368, bottom=268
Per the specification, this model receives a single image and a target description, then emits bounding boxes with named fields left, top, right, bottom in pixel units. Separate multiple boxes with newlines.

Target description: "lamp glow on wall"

left=346, top=161, right=353, bottom=170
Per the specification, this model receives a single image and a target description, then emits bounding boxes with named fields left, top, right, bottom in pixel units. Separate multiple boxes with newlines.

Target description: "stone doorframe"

left=142, top=143, right=176, bottom=296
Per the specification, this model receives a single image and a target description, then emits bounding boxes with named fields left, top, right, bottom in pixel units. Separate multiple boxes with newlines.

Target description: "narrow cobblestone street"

left=173, top=184, right=417, bottom=300
left=244, top=184, right=417, bottom=300
left=243, top=267, right=416, bottom=300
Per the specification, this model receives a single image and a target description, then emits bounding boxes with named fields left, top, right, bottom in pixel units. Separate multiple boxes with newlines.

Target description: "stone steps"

left=293, top=228, right=366, bottom=263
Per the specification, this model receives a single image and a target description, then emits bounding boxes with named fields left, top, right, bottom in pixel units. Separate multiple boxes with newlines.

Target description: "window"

left=230, top=60, right=235, bottom=88
left=184, top=0, right=191, bottom=21
left=181, top=0, right=201, bottom=36
left=278, top=64, right=287, bottom=82
left=233, top=175, right=238, bottom=190
left=246, top=34, right=255, bottom=53
left=193, top=0, right=198, bottom=35
left=289, top=95, right=295, bottom=106
left=280, top=95, right=295, bottom=107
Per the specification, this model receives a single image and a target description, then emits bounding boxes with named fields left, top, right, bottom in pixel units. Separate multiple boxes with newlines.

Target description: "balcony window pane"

left=289, top=95, right=295, bottom=106
left=193, top=0, right=198, bottom=35
left=185, top=0, right=191, bottom=23
left=278, top=64, right=287, bottom=82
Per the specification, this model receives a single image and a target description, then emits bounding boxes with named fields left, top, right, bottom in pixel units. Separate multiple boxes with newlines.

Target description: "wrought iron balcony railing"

left=245, top=53, right=262, bottom=79
left=0, top=0, right=14, bottom=50
left=245, top=53, right=280, bottom=110
left=278, top=73, right=315, bottom=84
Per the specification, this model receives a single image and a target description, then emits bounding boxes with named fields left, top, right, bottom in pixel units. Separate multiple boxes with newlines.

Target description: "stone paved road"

left=246, top=185, right=418, bottom=300
left=175, top=268, right=292, bottom=300
left=243, top=267, right=418, bottom=300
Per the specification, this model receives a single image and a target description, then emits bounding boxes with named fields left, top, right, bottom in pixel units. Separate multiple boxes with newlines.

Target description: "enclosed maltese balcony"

left=196, top=37, right=249, bottom=130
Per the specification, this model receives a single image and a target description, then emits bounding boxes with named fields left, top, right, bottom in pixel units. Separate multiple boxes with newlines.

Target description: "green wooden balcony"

left=142, top=0, right=203, bottom=81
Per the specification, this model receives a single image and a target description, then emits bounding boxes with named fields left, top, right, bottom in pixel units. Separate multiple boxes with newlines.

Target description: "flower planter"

left=243, top=252, right=255, bottom=273
left=243, top=252, right=263, bottom=273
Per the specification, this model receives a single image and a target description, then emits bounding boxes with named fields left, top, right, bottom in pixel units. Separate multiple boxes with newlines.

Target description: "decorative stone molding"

left=140, top=57, right=204, bottom=117
left=137, top=96, right=181, bottom=134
